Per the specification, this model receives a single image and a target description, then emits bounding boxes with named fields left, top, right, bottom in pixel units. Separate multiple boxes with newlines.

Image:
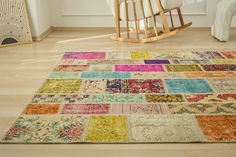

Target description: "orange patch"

left=23, top=104, right=60, bottom=115
left=185, top=72, right=236, bottom=78
left=196, top=115, right=236, bottom=142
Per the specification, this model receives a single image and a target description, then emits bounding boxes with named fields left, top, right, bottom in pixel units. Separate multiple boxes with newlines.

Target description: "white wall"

left=26, top=0, right=236, bottom=36
left=50, top=0, right=236, bottom=27
left=26, top=0, right=51, bottom=36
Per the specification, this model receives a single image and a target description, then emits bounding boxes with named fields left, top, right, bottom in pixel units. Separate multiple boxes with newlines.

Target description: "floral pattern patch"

left=128, top=79, right=165, bottom=94
left=2, top=116, right=87, bottom=143
left=82, top=79, right=106, bottom=94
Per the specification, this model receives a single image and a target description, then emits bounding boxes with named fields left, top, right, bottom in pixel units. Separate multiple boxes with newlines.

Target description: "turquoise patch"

left=166, top=79, right=213, bottom=93
left=81, top=72, right=131, bottom=79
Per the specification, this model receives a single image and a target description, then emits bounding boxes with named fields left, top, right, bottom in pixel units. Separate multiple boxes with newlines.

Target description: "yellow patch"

left=211, top=59, right=236, bottom=64
left=85, top=116, right=128, bottom=143
left=37, top=79, right=82, bottom=94
left=131, top=52, right=150, bottom=60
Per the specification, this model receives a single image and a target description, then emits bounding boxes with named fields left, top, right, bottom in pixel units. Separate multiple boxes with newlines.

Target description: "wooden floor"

left=0, top=28, right=236, bottom=157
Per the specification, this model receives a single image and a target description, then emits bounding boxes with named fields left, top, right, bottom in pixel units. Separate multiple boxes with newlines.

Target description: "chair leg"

left=156, top=0, right=170, bottom=33
left=114, top=0, right=121, bottom=38
left=124, top=0, right=130, bottom=38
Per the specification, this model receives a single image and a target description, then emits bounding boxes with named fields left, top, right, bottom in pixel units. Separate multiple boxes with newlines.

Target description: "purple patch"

left=63, top=52, right=106, bottom=59
left=144, top=60, right=170, bottom=64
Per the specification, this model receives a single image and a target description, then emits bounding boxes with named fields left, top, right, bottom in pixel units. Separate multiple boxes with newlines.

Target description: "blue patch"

left=81, top=72, right=131, bottom=79
left=165, top=79, right=213, bottom=93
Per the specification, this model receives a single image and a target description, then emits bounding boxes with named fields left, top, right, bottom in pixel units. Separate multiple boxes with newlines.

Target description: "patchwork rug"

left=2, top=51, right=236, bottom=143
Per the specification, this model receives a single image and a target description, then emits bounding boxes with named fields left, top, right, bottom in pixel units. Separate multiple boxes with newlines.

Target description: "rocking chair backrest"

left=106, top=0, right=165, bottom=20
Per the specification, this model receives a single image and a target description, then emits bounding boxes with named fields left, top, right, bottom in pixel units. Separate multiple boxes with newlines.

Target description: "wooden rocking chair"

left=107, top=0, right=192, bottom=43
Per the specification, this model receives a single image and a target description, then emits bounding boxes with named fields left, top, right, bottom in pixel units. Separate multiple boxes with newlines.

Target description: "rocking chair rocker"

left=107, top=0, right=192, bottom=43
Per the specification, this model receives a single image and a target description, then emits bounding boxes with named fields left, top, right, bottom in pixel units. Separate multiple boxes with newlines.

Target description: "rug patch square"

left=151, top=51, right=200, bottom=60
left=106, top=79, right=127, bottom=94
left=128, top=79, right=165, bottom=94
left=82, top=79, right=106, bottom=94
left=168, top=103, right=236, bottom=114
left=32, top=95, right=90, bottom=104
left=90, top=64, right=114, bottom=72
left=210, top=79, right=236, bottom=93
left=85, top=116, right=128, bottom=143
left=145, top=94, right=184, bottom=103
left=193, top=51, right=225, bottom=59
left=23, top=104, right=60, bottom=115
left=201, top=65, right=236, bottom=71
left=63, top=52, right=106, bottom=59
left=166, top=65, right=202, bottom=72
left=131, top=52, right=150, bottom=60
left=185, top=94, right=236, bottom=103
left=53, top=65, right=89, bottom=72
left=81, top=72, right=131, bottom=79
left=171, top=60, right=211, bottom=65
left=185, top=72, right=236, bottom=78
left=196, top=115, right=236, bottom=142
left=115, top=65, right=164, bottom=72
left=211, top=59, right=236, bottom=64
left=2, top=116, right=87, bottom=143
left=58, top=59, right=87, bottom=65
left=129, top=115, right=205, bottom=142
left=111, top=104, right=168, bottom=115
left=37, top=79, right=82, bottom=94
left=49, top=72, right=81, bottom=79
left=62, top=104, right=110, bottom=114
left=91, top=94, right=144, bottom=103
left=144, top=60, right=170, bottom=64
left=166, top=79, right=213, bottom=93
left=220, top=52, right=236, bottom=59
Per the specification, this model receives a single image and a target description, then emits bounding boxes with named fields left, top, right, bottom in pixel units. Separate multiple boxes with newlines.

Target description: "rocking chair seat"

left=118, top=0, right=183, bottom=21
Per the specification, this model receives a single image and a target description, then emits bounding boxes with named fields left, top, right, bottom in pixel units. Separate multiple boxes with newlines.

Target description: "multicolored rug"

left=2, top=51, right=236, bottom=143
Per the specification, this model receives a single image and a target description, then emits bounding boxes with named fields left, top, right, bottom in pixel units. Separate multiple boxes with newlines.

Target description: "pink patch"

left=63, top=52, right=106, bottom=59
left=115, top=65, right=164, bottom=72
left=62, top=104, right=110, bottom=114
